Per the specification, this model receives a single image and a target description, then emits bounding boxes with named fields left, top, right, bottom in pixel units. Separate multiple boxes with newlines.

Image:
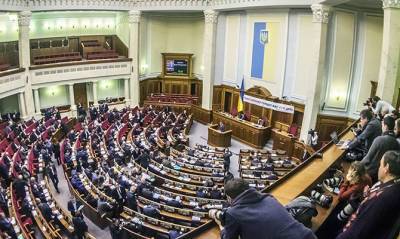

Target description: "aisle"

left=188, top=121, right=254, bottom=178
left=46, top=162, right=112, bottom=239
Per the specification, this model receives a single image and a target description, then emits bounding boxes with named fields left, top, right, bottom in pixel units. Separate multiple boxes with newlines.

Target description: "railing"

left=30, top=58, right=132, bottom=85
left=0, top=68, right=25, bottom=95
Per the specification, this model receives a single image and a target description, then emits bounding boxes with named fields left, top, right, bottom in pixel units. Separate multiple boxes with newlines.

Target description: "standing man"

left=72, top=210, right=88, bottom=239
left=218, top=121, right=225, bottom=132
left=68, top=196, right=83, bottom=217
left=223, top=148, right=232, bottom=173
left=45, top=163, right=60, bottom=193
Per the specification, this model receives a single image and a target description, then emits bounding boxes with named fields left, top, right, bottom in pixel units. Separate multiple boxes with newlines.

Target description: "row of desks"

left=191, top=122, right=356, bottom=239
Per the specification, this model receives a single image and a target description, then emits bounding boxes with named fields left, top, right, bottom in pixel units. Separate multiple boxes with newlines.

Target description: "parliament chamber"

left=0, top=0, right=400, bottom=239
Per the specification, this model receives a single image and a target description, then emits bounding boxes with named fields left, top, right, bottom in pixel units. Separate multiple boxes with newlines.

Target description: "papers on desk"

left=192, top=216, right=201, bottom=222
left=339, top=140, right=351, bottom=149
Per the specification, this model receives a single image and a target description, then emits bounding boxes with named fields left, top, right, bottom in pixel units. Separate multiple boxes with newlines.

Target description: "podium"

left=207, top=124, right=232, bottom=147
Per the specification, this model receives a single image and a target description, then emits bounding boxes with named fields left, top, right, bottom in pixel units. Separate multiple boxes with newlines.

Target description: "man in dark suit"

left=53, top=141, right=61, bottom=165
left=68, top=196, right=83, bottom=217
left=218, top=121, right=225, bottom=132
left=126, top=187, right=138, bottom=211
left=72, top=211, right=88, bottom=239
left=0, top=212, right=17, bottom=239
left=166, top=197, right=183, bottom=208
left=13, top=175, right=27, bottom=199
left=138, top=150, right=150, bottom=169
left=223, top=149, right=232, bottom=172
left=142, top=205, right=160, bottom=218
left=45, top=163, right=60, bottom=193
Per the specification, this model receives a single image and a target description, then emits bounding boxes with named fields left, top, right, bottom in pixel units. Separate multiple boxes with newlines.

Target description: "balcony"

left=29, top=58, right=132, bottom=86
left=0, top=68, right=26, bottom=96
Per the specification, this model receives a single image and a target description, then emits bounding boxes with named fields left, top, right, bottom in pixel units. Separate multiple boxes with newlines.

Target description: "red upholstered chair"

left=288, top=124, right=299, bottom=137
left=231, top=107, right=238, bottom=117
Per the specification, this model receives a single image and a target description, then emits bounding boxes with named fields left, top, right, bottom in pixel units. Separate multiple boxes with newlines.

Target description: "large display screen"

left=165, top=59, right=188, bottom=75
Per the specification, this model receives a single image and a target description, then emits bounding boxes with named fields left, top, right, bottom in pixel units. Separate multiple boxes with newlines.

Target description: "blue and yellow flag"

left=237, top=77, right=245, bottom=112
left=250, top=22, right=279, bottom=80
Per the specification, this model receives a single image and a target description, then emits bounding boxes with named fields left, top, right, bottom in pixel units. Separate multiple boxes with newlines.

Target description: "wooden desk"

left=271, top=129, right=296, bottom=156
left=207, top=124, right=232, bottom=147
left=191, top=121, right=357, bottom=239
left=212, top=111, right=270, bottom=149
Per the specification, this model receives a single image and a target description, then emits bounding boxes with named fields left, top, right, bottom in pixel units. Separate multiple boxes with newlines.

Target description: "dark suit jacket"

left=72, top=216, right=88, bottom=236
left=348, top=118, right=382, bottom=151
left=68, top=200, right=83, bottom=213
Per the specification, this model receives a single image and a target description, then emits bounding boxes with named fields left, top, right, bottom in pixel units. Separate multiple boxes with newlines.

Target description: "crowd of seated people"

left=0, top=113, right=96, bottom=239
left=59, top=105, right=228, bottom=238
left=238, top=149, right=299, bottom=190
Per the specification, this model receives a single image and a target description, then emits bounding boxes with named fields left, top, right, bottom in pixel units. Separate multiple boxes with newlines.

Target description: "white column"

left=18, top=92, right=27, bottom=118
left=93, top=81, right=98, bottom=106
left=300, top=4, right=331, bottom=141
left=68, top=84, right=76, bottom=111
left=124, top=78, right=130, bottom=106
left=376, top=0, right=400, bottom=104
left=202, top=10, right=219, bottom=110
left=128, top=10, right=141, bottom=107
left=33, top=89, right=41, bottom=114
left=18, top=11, right=34, bottom=118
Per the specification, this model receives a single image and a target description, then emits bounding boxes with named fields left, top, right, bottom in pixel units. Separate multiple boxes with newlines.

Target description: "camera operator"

left=368, top=96, right=395, bottom=118
left=209, top=179, right=315, bottom=239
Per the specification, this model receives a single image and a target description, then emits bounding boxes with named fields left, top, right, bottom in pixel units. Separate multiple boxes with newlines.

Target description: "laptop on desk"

left=330, top=131, right=345, bottom=146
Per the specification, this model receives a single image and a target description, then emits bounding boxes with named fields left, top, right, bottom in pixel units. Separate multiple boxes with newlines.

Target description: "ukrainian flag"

left=237, top=77, right=245, bottom=112
left=250, top=22, right=279, bottom=80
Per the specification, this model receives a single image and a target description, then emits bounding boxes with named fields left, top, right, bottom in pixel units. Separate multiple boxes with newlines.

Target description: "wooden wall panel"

left=315, top=114, right=356, bottom=143
left=191, top=104, right=212, bottom=124
left=139, top=77, right=202, bottom=105
left=213, top=84, right=305, bottom=135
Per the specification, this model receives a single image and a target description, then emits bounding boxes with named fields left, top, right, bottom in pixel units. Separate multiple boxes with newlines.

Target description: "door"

left=68, top=37, right=79, bottom=53
left=74, top=83, right=88, bottom=109
left=224, top=92, right=232, bottom=113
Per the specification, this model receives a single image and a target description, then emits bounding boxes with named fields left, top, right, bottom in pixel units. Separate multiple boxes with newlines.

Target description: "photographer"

left=209, top=179, right=315, bottom=239
left=368, top=96, right=395, bottom=118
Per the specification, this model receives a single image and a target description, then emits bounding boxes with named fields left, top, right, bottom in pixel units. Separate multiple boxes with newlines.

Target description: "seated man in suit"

left=97, top=196, right=114, bottom=218
left=218, top=121, right=225, bottom=132
left=142, top=205, right=161, bottom=218
left=166, top=196, right=183, bottom=208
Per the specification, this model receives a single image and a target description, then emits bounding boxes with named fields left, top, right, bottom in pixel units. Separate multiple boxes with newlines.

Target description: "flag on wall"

left=250, top=22, right=279, bottom=80
left=237, top=77, right=245, bottom=112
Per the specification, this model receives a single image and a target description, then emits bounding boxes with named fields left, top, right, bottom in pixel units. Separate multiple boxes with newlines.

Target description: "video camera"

left=363, top=97, right=372, bottom=106
left=209, top=208, right=228, bottom=226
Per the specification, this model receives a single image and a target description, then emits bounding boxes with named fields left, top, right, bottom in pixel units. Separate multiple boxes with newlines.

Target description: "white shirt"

left=373, top=100, right=395, bottom=115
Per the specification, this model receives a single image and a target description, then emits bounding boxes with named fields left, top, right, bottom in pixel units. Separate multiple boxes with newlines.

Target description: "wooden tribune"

left=212, top=111, right=271, bottom=149
left=207, top=124, right=232, bottom=147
